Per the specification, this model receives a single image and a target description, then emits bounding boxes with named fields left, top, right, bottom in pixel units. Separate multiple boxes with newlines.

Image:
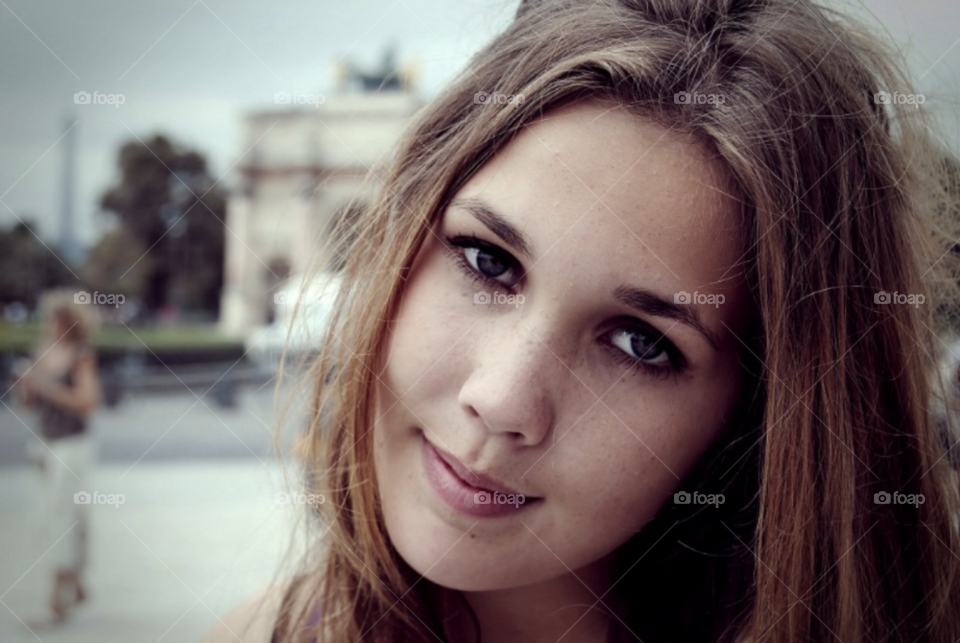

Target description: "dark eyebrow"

left=613, top=285, right=722, bottom=351
left=449, top=197, right=534, bottom=260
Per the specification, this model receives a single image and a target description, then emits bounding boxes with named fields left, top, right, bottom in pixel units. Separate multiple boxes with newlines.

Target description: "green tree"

left=81, top=226, right=149, bottom=302
left=94, top=135, right=225, bottom=317
left=0, top=220, right=75, bottom=308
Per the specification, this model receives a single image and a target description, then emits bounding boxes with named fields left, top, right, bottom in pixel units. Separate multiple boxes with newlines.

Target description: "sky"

left=1, top=0, right=959, bottom=249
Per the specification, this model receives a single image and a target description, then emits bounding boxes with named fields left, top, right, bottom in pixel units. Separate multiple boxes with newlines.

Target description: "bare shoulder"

left=199, top=583, right=287, bottom=643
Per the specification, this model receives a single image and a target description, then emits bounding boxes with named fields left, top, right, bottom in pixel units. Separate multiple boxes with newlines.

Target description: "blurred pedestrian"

left=15, top=289, right=101, bottom=624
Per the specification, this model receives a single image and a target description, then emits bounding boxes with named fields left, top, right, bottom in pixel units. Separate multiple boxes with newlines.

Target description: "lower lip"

left=421, top=437, right=535, bottom=518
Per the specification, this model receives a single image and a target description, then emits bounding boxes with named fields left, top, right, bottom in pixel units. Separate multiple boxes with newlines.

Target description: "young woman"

left=17, top=290, right=101, bottom=624
left=204, top=0, right=960, bottom=641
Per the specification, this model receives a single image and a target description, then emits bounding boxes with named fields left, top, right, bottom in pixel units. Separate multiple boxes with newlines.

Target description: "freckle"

left=470, top=534, right=476, bottom=539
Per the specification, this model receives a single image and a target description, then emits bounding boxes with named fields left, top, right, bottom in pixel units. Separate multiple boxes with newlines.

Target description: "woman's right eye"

left=444, top=235, right=521, bottom=290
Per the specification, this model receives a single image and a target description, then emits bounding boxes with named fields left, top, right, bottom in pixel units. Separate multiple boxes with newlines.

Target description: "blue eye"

left=609, top=328, right=672, bottom=366
left=603, top=323, right=684, bottom=380
left=445, top=235, right=521, bottom=289
left=463, top=246, right=515, bottom=283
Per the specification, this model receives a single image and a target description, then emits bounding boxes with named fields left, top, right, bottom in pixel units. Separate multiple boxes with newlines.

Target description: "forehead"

left=454, top=101, right=744, bottom=295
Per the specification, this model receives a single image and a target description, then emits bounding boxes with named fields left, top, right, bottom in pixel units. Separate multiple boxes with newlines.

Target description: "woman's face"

left=374, top=100, right=751, bottom=592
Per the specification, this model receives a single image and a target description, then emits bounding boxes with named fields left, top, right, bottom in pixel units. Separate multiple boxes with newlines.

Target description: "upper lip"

left=428, top=440, right=534, bottom=497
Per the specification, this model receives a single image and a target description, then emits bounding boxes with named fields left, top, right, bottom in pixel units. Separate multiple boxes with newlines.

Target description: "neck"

left=442, top=556, right=622, bottom=643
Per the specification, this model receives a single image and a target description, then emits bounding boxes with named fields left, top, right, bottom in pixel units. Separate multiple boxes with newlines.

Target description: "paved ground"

left=0, top=387, right=314, bottom=642
left=0, top=460, right=301, bottom=643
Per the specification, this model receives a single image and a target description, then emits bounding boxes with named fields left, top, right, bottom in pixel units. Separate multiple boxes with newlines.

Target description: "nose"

left=457, top=319, right=562, bottom=447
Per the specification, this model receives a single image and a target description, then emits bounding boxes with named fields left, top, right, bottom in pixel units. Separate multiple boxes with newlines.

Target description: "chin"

left=385, top=515, right=563, bottom=592
left=404, top=546, right=552, bottom=592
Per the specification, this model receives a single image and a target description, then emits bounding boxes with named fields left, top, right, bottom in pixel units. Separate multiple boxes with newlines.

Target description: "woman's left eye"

left=609, top=328, right=672, bottom=366
left=445, top=235, right=521, bottom=289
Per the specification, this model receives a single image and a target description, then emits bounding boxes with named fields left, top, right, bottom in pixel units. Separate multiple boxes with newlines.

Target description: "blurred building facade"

left=218, top=54, right=422, bottom=338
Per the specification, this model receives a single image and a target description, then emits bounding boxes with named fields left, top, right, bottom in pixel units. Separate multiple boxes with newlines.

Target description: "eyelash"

left=442, top=233, right=685, bottom=381
left=444, top=233, right=520, bottom=292
left=602, top=335, right=681, bottom=381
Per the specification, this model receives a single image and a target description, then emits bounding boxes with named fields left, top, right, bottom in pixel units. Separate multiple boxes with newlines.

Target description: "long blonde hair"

left=38, top=289, right=97, bottom=345
left=273, top=0, right=960, bottom=640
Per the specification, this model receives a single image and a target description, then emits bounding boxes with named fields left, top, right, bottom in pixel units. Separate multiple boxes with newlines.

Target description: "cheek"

left=381, top=257, right=473, bottom=402
left=541, top=378, right=739, bottom=542
left=374, top=255, right=469, bottom=487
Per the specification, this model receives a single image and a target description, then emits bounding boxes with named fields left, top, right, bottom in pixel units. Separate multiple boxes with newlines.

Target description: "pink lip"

left=421, top=435, right=538, bottom=518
